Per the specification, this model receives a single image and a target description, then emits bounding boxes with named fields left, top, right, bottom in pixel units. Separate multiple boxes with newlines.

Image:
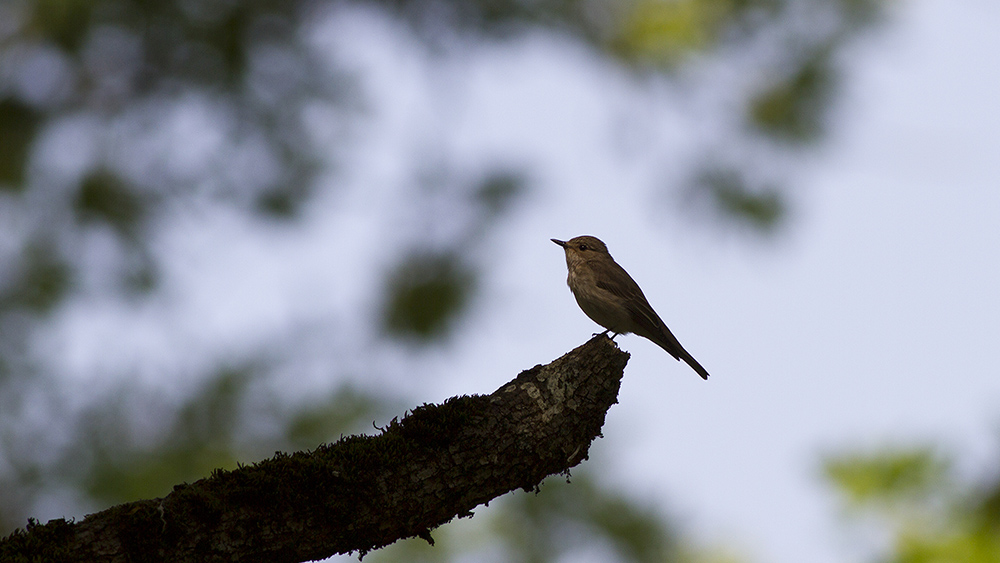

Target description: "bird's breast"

left=566, top=263, right=633, bottom=334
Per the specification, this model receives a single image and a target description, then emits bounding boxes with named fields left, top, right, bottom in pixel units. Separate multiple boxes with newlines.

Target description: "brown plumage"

left=552, top=235, right=709, bottom=380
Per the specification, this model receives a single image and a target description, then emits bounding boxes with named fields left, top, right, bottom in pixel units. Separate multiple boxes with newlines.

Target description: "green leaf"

left=0, top=240, right=72, bottom=314
left=382, top=252, right=476, bottom=342
left=475, top=171, right=525, bottom=217
left=698, top=167, right=785, bottom=231
left=749, top=51, right=834, bottom=143
left=0, top=99, right=42, bottom=189
left=823, top=447, right=950, bottom=506
left=30, top=0, right=94, bottom=53
left=609, top=0, right=732, bottom=65
left=74, top=171, right=147, bottom=238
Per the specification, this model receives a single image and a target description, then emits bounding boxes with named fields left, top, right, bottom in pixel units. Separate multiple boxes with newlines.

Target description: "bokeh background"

left=1, top=1, right=999, bottom=562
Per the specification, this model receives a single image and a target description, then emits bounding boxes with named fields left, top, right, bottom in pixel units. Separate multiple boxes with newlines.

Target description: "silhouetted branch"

left=1, top=335, right=629, bottom=563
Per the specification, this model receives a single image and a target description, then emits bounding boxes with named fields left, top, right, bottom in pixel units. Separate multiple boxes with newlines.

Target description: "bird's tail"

left=677, top=348, right=709, bottom=380
left=653, top=326, right=710, bottom=380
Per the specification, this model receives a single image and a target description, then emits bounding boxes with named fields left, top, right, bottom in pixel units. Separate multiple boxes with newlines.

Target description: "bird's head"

left=551, top=235, right=610, bottom=264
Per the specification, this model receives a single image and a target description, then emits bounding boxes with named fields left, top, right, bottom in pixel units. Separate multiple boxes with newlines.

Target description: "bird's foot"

left=593, top=330, right=618, bottom=339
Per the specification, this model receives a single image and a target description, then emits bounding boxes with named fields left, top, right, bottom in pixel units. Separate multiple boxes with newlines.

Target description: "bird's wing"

left=591, top=260, right=672, bottom=344
left=590, top=258, right=647, bottom=302
left=592, top=258, right=710, bottom=379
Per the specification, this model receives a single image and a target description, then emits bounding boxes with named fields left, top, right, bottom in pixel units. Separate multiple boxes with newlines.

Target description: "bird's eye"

left=578, top=244, right=588, bottom=251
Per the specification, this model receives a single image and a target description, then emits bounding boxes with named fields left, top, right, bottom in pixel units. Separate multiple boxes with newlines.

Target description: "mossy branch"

left=0, top=335, right=629, bottom=563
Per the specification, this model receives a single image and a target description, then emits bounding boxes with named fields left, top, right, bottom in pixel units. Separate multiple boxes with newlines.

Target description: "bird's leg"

left=593, top=329, right=618, bottom=339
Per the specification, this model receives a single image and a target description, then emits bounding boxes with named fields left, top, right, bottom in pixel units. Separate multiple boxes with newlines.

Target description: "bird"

left=552, top=235, right=709, bottom=379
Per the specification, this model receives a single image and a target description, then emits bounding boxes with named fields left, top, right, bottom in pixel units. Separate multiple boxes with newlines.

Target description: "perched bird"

left=552, top=235, right=709, bottom=380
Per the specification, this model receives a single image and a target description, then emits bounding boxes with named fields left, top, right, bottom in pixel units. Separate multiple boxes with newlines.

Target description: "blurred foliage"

left=74, top=171, right=147, bottom=239
left=0, top=99, right=41, bottom=189
left=696, top=167, right=785, bottom=232
left=380, top=168, right=525, bottom=340
left=365, top=472, right=736, bottom=563
left=0, top=360, right=392, bottom=529
left=824, top=445, right=1000, bottom=563
left=493, top=474, right=680, bottom=563
left=749, top=49, right=834, bottom=143
left=825, top=447, right=951, bottom=508
left=608, top=0, right=740, bottom=64
left=284, top=386, right=382, bottom=450
left=0, top=240, right=73, bottom=314
left=475, top=170, right=526, bottom=217
left=383, top=251, right=476, bottom=342
left=83, top=366, right=254, bottom=504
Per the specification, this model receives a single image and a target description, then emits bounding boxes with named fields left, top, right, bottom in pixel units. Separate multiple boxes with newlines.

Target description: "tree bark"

left=0, top=335, right=629, bottom=562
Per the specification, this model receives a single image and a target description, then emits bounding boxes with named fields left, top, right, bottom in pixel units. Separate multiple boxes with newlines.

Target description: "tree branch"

left=1, top=335, right=629, bottom=562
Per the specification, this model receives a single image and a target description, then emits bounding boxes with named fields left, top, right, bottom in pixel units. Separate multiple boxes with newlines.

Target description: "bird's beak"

left=551, top=239, right=567, bottom=247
